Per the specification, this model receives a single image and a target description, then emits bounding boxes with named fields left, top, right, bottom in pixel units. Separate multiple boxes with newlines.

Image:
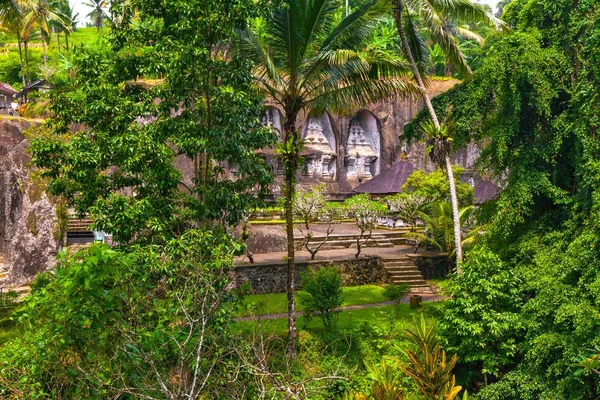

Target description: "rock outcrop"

left=0, top=117, right=60, bottom=287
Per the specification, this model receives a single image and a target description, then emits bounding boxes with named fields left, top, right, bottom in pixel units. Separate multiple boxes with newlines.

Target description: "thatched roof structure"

left=352, top=161, right=415, bottom=195
left=0, top=83, right=17, bottom=97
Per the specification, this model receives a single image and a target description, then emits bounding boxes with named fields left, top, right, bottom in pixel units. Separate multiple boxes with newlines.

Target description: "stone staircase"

left=294, top=230, right=412, bottom=251
left=382, top=256, right=431, bottom=292
left=66, top=217, right=95, bottom=245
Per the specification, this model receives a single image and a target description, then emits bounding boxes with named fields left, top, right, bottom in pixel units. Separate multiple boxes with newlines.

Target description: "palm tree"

left=407, top=201, right=480, bottom=264
left=51, top=0, right=75, bottom=52
left=390, top=0, right=506, bottom=271
left=21, top=16, right=40, bottom=83
left=239, top=0, right=419, bottom=356
left=85, top=0, right=108, bottom=32
left=24, top=0, right=67, bottom=67
left=1, top=2, right=26, bottom=86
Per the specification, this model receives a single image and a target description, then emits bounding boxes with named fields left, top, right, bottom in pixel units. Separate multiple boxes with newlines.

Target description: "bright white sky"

left=69, top=0, right=502, bottom=26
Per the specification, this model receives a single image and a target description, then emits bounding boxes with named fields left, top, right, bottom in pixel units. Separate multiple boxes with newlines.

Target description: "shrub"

left=383, top=284, right=409, bottom=306
left=299, top=267, right=344, bottom=329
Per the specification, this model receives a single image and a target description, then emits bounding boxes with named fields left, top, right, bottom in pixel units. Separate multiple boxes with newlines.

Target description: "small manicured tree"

left=294, top=184, right=338, bottom=260
left=299, top=267, right=344, bottom=329
left=385, top=192, right=432, bottom=231
left=344, top=194, right=387, bottom=257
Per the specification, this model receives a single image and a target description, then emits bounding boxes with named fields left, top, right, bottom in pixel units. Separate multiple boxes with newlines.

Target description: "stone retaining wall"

left=231, top=256, right=386, bottom=294
left=409, top=253, right=449, bottom=279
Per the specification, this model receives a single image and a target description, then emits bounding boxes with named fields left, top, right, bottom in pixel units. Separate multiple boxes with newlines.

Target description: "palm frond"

left=322, top=0, right=389, bottom=51
left=425, top=0, right=508, bottom=31
left=236, top=28, right=286, bottom=94
left=308, top=75, right=419, bottom=115
left=0, top=0, right=20, bottom=25
left=401, top=5, right=431, bottom=81
left=455, top=25, right=484, bottom=45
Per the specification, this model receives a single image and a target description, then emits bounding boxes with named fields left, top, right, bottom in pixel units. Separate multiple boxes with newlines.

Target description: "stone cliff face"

left=0, top=118, right=59, bottom=287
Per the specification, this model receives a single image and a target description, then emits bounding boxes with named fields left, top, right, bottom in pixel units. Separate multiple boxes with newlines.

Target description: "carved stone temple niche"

left=262, top=106, right=283, bottom=136
left=345, top=110, right=381, bottom=183
left=261, top=106, right=285, bottom=175
left=301, top=114, right=337, bottom=180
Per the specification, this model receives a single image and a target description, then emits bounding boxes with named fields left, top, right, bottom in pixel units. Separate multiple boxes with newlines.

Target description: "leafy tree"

left=238, top=0, right=418, bottom=355
left=390, top=0, right=506, bottom=267
left=30, top=0, right=275, bottom=245
left=299, top=266, right=344, bottom=329
left=0, top=232, right=247, bottom=398
left=23, top=0, right=68, bottom=67
left=402, top=168, right=474, bottom=209
left=438, top=246, right=524, bottom=382
left=419, top=0, right=600, bottom=396
left=344, top=193, right=387, bottom=257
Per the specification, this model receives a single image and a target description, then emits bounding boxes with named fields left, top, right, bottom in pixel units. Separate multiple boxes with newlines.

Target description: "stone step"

left=386, top=270, right=422, bottom=277
left=391, top=278, right=428, bottom=286
left=383, top=260, right=414, bottom=267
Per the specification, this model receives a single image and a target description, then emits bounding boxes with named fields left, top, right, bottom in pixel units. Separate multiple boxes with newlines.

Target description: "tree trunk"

left=282, top=114, right=299, bottom=358
left=41, top=31, right=48, bottom=68
left=393, top=1, right=463, bottom=270
left=24, top=41, right=31, bottom=85
left=16, top=32, right=26, bottom=88
left=65, top=33, right=69, bottom=51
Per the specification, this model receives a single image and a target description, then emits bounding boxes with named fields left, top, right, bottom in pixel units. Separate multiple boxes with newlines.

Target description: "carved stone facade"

left=262, top=79, right=469, bottom=193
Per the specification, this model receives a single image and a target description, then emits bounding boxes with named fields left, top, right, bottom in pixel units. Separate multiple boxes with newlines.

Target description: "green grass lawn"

left=2, top=27, right=106, bottom=48
left=236, top=284, right=389, bottom=317
left=234, top=302, right=437, bottom=336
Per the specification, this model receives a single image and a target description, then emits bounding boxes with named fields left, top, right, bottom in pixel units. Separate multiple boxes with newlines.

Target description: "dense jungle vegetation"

left=0, top=0, right=599, bottom=398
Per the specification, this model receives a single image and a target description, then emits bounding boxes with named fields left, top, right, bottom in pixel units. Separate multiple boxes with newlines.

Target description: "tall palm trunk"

left=24, top=40, right=31, bottom=84
left=40, top=31, right=48, bottom=67
left=16, top=32, right=26, bottom=88
left=393, top=1, right=463, bottom=271
left=282, top=113, right=299, bottom=358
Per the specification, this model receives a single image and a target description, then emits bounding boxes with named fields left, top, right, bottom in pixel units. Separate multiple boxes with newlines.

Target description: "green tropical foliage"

left=400, top=315, right=462, bottom=400
left=0, top=234, right=245, bottom=398
left=29, top=0, right=275, bottom=244
left=438, top=247, right=524, bottom=379
left=408, top=0, right=600, bottom=397
left=408, top=201, right=478, bottom=258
